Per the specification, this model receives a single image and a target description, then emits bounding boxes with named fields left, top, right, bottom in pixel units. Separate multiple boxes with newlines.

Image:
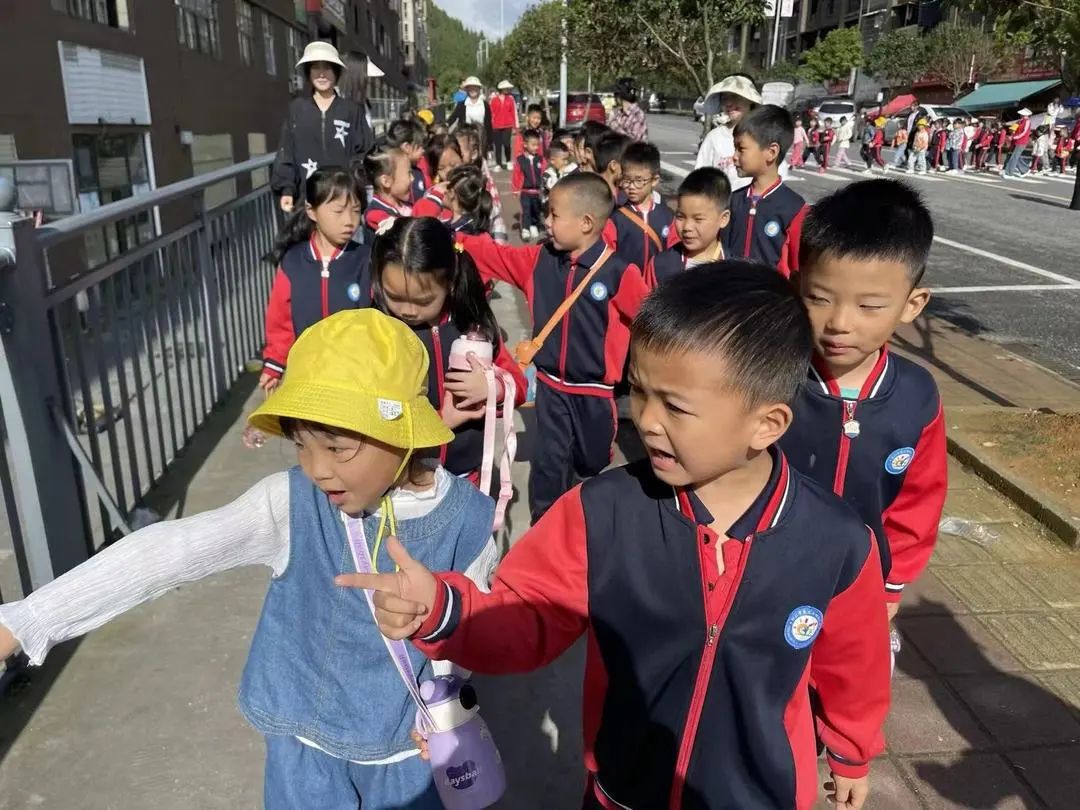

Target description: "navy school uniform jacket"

left=459, top=235, right=648, bottom=397
left=412, top=317, right=527, bottom=476
left=644, top=242, right=726, bottom=289
left=409, top=165, right=427, bottom=206
left=721, top=179, right=807, bottom=278
left=413, top=449, right=891, bottom=810
left=511, top=153, right=545, bottom=196
left=612, top=192, right=677, bottom=277
left=780, top=349, right=947, bottom=602
left=263, top=237, right=372, bottom=378
left=362, top=196, right=409, bottom=246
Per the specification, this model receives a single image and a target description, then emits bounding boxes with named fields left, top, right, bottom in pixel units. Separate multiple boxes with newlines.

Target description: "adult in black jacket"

left=271, top=41, right=373, bottom=213
left=447, top=76, right=493, bottom=152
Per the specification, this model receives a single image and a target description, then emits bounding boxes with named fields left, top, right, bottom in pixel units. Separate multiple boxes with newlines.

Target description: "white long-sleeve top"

left=0, top=466, right=499, bottom=765
left=695, top=123, right=789, bottom=191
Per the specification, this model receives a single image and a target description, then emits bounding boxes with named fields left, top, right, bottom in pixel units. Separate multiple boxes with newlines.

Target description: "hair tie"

left=453, top=241, right=464, bottom=253
left=376, top=216, right=397, bottom=236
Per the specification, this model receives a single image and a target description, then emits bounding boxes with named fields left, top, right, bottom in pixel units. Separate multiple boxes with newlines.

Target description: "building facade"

left=400, top=0, right=430, bottom=87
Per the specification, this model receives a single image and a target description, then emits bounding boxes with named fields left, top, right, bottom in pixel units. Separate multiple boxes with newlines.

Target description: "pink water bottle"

left=448, top=329, right=494, bottom=375
left=418, top=676, right=505, bottom=809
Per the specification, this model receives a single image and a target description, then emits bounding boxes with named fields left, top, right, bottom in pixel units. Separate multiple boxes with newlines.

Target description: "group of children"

left=0, top=98, right=950, bottom=810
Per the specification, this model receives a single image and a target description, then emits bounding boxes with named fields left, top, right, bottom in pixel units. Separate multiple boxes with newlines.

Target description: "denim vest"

left=237, top=466, right=495, bottom=761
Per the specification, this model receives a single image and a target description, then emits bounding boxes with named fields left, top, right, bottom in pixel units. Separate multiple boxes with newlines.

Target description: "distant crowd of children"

left=0, top=48, right=953, bottom=810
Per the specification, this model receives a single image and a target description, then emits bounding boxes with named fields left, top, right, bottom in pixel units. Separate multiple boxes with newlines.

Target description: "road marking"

left=933, top=236, right=1080, bottom=286
left=933, top=284, right=1080, bottom=293
left=662, top=161, right=806, bottom=184
left=664, top=151, right=697, bottom=156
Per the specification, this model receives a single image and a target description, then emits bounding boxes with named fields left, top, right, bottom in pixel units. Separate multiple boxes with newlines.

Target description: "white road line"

left=933, top=284, right=1080, bottom=293
left=932, top=236, right=1080, bottom=286
left=664, top=151, right=697, bottom=156
left=660, top=160, right=690, bottom=178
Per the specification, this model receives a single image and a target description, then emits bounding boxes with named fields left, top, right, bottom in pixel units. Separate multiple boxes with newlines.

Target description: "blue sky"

left=434, top=0, right=528, bottom=39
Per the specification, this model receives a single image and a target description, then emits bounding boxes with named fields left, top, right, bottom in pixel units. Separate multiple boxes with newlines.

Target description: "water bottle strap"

left=479, top=368, right=517, bottom=532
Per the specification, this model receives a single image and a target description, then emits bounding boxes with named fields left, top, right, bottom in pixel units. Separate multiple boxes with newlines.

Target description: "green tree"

left=568, top=0, right=763, bottom=95
left=428, top=2, right=484, bottom=102
left=799, top=27, right=864, bottom=84
left=865, top=28, right=930, bottom=89
left=923, top=23, right=1003, bottom=98
left=760, top=59, right=801, bottom=83
left=491, top=2, right=567, bottom=98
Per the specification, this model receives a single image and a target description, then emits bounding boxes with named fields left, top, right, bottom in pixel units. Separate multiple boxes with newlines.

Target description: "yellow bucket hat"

left=417, top=109, right=434, bottom=126
left=248, top=309, right=452, bottom=449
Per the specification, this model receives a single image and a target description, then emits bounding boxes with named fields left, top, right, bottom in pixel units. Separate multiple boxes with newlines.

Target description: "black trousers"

left=520, top=194, right=542, bottom=229
left=492, top=128, right=513, bottom=165
left=529, top=382, right=617, bottom=523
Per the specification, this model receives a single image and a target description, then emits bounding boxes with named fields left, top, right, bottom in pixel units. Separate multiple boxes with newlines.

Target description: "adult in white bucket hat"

left=448, top=76, right=493, bottom=152
left=271, top=41, right=373, bottom=213
left=694, top=74, right=788, bottom=192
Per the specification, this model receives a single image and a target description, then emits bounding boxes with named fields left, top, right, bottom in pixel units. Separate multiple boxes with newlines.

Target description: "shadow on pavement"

left=0, top=640, right=81, bottom=766
left=1008, top=193, right=1068, bottom=209
left=896, top=598, right=1077, bottom=808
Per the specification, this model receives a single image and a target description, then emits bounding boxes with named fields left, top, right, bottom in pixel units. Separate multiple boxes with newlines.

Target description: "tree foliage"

left=428, top=2, right=484, bottom=101
left=485, top=2, right=566, bottom=98
left=799, top=27, right=864, bottom=84
left=964, top=0, right=1080, bottom=87
left=760, top=59, right=801, bottom=84
left=865, top=28, right=930, bottom=87
left=568, top=0, right=763, bottom=95
left=922, top=23, right=1004, bottom=97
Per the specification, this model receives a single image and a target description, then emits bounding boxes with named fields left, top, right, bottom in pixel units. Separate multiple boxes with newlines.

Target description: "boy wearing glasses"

left=612, top=142, right=677, bottom=273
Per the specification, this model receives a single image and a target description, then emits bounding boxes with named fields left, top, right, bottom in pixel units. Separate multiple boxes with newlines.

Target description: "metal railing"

left=0, top=155, right=278, bottom=606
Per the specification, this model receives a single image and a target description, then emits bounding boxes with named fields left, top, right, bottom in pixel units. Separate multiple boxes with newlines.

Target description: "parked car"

left=599, top=92, right=616, bottom=114
left=811, top=98, right=857, bottom=122
left=912, top=104, right=972, bottom=124
left=550, top=92, right=607, bottom=128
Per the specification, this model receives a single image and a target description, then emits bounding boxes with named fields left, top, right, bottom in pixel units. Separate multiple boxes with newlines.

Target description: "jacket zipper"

left=557, top=263, right=576, bottom=379
left=320, top=258, right=330, bottom=318
left=321, top=107, right=327, bottom=156
left=832, top=399, right=857, bottom=495
left=669, top=531, right=755, bottom=809
left=432, top=325, right=448, bottom=464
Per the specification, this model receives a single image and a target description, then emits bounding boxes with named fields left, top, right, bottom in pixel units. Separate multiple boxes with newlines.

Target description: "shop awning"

left=953, top=79, right=1062, bottom=112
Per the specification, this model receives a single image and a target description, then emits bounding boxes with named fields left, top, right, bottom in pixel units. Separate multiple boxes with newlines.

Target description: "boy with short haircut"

left=459, top=173, right=648, bottom=521
left=612, top=141, right=677, bottom=274
left=645, top=167, right=731, bottom=288
left=592, top=130, right=631, bottom=197
left=542, top=140, right=578, bottom=197
left=511, top=128, right=546, bottom=240
left=723, top=104, right=808, bottom=277
left=350, top=264, right=892, bottom=810
left=780, top=179, right=946, bottom=629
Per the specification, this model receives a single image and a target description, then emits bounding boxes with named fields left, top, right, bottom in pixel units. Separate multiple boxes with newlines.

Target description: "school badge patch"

left=661, top=225, right=670, bottom=240
left=784, top=605, right=823, bottom=649
left=347, top=283, right=362, bottom=302
left=589, top=281, right=609, bottom=301
left=764, top=220, right=781, bottom=238
left=884, top=447, right=915, bottom=475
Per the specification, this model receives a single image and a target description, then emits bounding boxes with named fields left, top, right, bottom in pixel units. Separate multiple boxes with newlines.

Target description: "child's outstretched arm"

left=457, top=233, right=542, bottom=294
left=881, top=399, right=947, bottom=608
left=810, top=528, right=891, bottom=806
left=262, top=269, right=295, bottom=387
left=0, top=474, right=291, bottom=665
left=337, top=486, right=589, bottom=674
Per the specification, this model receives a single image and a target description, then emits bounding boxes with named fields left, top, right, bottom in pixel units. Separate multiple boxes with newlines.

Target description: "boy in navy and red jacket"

left=781, top=179, right=946, bottom=632
left=348, top=265, right=892, bottom=810
left=262, top=235, right=372, bottom=381
left=511, top=128, right=546, bottom=241
left=723, top=105, right=807, bottom=278
left=612, top=141, right=678, bottom=275
left=459, top=172, right=648, bottom=521
left=645, top=167, right=730, bottom=288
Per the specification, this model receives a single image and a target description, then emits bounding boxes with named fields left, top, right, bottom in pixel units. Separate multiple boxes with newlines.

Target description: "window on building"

left=248, top=133, right=269, bottom=187
left=237, top=1, right=255, bottom=66
left=260, top=10, right=276, bottom=75
left=62, top=0, right=132, bottom=30
left=190, top=133, right=236, bottom=209
left=72, top=132, right=154, bottom=266
left=827, top=0, right=836, bottom=14
left=176, top=0, right=220, bottom=57
left=285, top=26, right=304, bottom=71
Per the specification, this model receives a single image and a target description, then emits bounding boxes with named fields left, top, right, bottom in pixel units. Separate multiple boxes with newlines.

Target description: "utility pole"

left=769, top=0, right=783, bottom=68
left=559, top=0, right=568, bottom=127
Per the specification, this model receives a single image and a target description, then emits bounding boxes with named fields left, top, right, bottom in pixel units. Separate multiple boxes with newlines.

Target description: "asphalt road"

left=648, top=113, right=1080, bottom=379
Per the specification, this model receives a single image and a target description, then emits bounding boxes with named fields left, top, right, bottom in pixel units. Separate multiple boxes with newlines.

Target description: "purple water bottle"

left=418, top=675, right=505, bottom=809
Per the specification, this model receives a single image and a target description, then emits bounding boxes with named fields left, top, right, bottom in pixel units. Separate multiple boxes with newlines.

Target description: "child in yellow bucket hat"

left=0, top=309, right=499, bottom=808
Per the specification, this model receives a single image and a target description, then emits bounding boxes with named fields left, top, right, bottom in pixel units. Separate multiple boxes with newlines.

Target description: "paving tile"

left=980, top=521, right=1071, bottom=563
left=947, top=673, right=1080, bottom=747
left=893, top=633, right=936, bottom=680
left=946, top=459, right=984, bottom=489
left=1007, top=746, right=1080, bottom=810
left=1010, top=563, right=1080, bottom=609
left=929, top=529, right=994, bottom=565
left=980, top=613, right=1080, bottom=671
left=1037, top=670, right=1080, bottom=714
left=885, top=678, right=990, bottom=754
left=899, top=615, right=1024, bottom=675
left=812, top=757, right=918, bottom=810
left=904, top=570, right=969, bottom=616
left=933, top=566, right=1044, bottom=613
left=942, top=487, right=1023, bottom=524
left=896, top=752, right=1041, bottom=809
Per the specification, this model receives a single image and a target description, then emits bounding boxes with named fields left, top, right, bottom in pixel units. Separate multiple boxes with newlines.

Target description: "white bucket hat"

left=295, top=41, right=346, bottom=71
left=497, top=80, right=514, bottom=91
left=461, top=76, right=483, bottom=89
left=702, top=75, right=763, bottom=116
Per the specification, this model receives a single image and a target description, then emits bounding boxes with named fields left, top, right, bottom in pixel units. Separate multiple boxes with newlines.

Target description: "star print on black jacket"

left=271, top=94, right=373, bottom=201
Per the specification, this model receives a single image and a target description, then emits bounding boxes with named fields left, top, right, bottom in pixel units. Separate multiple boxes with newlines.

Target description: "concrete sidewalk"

left=1, top=189, right=1078, bottom=809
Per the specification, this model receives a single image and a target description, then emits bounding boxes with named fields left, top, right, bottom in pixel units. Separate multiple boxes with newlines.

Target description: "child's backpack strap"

left=619, top=206, right=662, bottom=251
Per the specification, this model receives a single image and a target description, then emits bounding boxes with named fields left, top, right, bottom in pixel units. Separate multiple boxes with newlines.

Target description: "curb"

left=946, top=433, right=1080, bottom=548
